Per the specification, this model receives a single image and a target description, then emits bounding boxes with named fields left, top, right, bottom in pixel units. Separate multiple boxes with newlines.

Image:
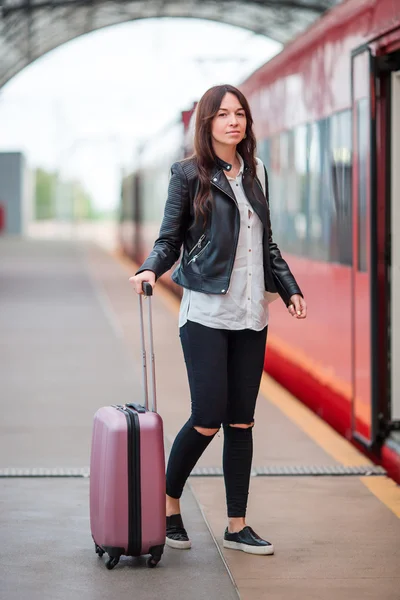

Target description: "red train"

left=120, top=0, right=400, bottom=482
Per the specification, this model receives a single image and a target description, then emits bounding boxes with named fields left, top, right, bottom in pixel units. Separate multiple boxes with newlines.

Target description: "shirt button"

left=249, top=249, right=251, bottom=252
left=221, top=289, right=226, bottom=293
left=248, top=225, right=250, bottom=229
left=213, top=178, right=217, bottom=182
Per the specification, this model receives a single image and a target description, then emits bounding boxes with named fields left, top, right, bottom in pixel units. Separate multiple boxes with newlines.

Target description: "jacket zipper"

left=211, top=180, right=239, bottom=209
left=187, top=241, right=210, bottom=265
left=188, top=234, right=206, bottom=256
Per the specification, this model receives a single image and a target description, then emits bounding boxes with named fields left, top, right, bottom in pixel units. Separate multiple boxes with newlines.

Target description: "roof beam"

left=0, top=0, right=339, bottom=88
left=225, top=0, right=329, bottom=12
left=1, top=0, right=333, bottom=17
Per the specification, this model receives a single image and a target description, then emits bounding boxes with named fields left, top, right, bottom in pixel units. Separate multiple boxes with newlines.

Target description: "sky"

left=0, top=18, right=281, bottom=211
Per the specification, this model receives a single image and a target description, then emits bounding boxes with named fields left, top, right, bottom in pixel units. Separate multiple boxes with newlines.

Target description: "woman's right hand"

left=129, top=270, right=156, bottom=295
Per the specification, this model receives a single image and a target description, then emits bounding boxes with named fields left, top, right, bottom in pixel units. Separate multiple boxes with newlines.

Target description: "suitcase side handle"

left=125, top=402, right=146, bottom=413
left=138, top=282, right=157, bottom=412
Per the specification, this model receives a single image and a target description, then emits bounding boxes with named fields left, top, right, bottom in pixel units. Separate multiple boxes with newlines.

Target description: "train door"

left=351, top=48, right=378, bottom=447
left=390, top=64, right=400, bottom=430
left=352, top=44, right=400, bottom=450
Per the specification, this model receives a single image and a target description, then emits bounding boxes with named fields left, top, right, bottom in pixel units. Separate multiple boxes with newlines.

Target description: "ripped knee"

left=194, top=426, right=220, bottom=436
left=228, top=422, right=254, bottom=429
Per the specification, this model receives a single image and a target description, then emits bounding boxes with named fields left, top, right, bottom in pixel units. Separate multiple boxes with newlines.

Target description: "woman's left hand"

left=288, top=295, right=307, bottom=319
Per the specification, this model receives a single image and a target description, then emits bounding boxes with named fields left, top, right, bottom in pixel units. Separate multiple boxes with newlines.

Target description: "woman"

left=130, top=84, right=307, bottom=556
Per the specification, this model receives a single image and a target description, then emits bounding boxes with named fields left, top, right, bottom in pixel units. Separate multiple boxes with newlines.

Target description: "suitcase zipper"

left=117, top=406, right=142, bottom=556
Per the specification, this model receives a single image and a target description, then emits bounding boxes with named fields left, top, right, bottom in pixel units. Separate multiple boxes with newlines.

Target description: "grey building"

left=0, top=152, right=32, bottom=235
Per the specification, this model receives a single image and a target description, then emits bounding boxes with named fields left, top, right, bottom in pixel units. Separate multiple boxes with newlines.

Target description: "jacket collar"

left=210, top=154, right=249, bottom=203
left=213, top=153, right=250, bottom=174
left=214, top=155, right=233, bottom=173
left=210, top=162, right=236, bottom=203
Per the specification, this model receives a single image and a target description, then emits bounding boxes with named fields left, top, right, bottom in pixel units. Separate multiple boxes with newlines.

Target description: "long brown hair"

left=192, top=84, right=257, bottom=224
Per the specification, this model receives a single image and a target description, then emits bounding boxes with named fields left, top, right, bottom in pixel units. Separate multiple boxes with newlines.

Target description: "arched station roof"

left=0, top=0, right=340, bottom=89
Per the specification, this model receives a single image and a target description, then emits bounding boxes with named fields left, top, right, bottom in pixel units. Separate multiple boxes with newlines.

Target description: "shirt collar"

left=236, top=153, right=244, bottom=176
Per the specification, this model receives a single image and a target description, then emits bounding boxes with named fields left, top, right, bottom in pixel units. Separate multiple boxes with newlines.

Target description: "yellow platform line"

left=258, top=351, right=400, bottom=519
left=360, top=477, right=400, bottom=518
left=112, top=249, right=400, bottom=518
left=258, top=375, right=371, bottom=466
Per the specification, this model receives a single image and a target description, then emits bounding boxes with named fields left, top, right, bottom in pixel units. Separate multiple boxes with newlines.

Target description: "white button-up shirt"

left=179, top=155, right=269, bottom=331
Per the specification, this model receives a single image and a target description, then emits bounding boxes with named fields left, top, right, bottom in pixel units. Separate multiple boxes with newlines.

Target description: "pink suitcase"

left=90, top=282, right=166, bottom=569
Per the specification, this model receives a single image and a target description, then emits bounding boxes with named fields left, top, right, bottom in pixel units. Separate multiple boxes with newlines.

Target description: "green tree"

left=34, top=168, right=97, bottom=220
left=70, top=180, right=96, bottom=220
left=34, top=168, right=58, bottom=219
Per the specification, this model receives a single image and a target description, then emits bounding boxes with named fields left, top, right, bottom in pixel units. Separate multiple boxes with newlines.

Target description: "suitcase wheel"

left=146, top=557, right=159, bottom=568
left=105, top=556, right=120, bottom=570
left=147, top=544, right=163, bottom=568
left=94, top=544, right=104, bottom=558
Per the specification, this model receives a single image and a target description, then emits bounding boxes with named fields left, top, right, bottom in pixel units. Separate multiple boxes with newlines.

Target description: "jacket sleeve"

left=136, top=161, right=190, bottom=280
left=264, top=165, right=303, bottom=304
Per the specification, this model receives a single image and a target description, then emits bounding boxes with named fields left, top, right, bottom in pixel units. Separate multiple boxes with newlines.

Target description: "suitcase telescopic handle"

left=142, top=282, right=153, bottom=296
left=138, top=282, right=157, bottom=412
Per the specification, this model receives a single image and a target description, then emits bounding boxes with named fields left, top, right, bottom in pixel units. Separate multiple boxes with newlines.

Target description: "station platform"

left=1, top=236, right=399, bottom=600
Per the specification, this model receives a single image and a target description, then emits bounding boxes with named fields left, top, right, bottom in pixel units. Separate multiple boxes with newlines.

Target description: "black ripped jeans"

left=166, top=320, right=267, bottom=517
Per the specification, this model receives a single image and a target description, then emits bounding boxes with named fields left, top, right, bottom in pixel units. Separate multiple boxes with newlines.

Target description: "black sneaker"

left=223, top=526, right=274, bottom=555
left=166, top=514, right=191, bottom=549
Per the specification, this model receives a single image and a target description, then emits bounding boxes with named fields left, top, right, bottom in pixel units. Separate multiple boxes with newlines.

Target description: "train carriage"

left=119, top=0, right=400, bottom=481
left=241, top=0, right=400, bottom=480
left=119, top=104, right=196, bottom=295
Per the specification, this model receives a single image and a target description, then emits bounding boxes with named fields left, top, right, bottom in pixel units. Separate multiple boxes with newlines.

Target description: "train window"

left=280, top=131, right=294, bottom=252
left=280, top=133, right=291, bottom=244
left=288, top=125, right=308, bottom=255
left=259, top=114, right=351, bottom=265
left=330, top=110, right=353, bottom=266
left=308, top=120, right=330, bottom=260
left=268, top=134, right=286, bottom=241
left=294, top=125, right=308, bottom=255
left=357, top=99, right=369, bottom=272
left=257, top=138, right=270, bottom=172
left=121, top=175, right=135, bottom=221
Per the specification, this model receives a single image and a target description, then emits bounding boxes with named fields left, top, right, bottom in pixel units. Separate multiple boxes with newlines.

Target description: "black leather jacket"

left=137, top=155, right=302, bottom=306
